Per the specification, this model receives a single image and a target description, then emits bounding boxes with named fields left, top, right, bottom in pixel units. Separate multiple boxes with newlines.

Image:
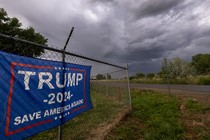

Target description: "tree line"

left=95, top=74, right=111, bottom=80
left=131, top=54, right=210, bottom=80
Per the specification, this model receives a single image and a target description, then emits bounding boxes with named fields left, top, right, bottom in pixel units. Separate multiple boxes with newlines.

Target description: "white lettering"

left=76, top=73, right=83, bottom=85
left=71, top=99, right=84, bottom=108
left=21, top=115, right=29, bottom=124
left=50, top=108, right=57, bottom=115
left=28, top=113, right=36, bottom=121
left=67, top=73, right=75, bottom=86
left=44, top=110, right=50, bottom=117
left=38, top=72, right=54, bottom=89
left=36, top=111, right=41, bottom=119
left=18, top=71, right=36, bottom=90
left=14, top=116, right=21, bottom=125
left=56, top=72, right=66, bottom=88
left=13, top=111, right=42, bottom=125
left=17, top=70, right=84, bottom=90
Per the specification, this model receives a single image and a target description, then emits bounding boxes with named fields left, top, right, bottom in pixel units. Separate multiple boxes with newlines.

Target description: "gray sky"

left=1, top=0, right=210, bottom=74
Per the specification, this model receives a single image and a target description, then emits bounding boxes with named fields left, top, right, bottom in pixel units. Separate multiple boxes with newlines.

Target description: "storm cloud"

left=0, top=0, right=210, bottom=74
left=133, top=0, right=183, bottom=18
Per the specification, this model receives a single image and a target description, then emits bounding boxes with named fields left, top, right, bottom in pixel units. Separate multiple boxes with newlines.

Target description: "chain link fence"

left=0, top=33, right=131, bottom=140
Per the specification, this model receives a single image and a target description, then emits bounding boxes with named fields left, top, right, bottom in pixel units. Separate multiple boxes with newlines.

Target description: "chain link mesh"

left=0, top=34, right=131, bottom=140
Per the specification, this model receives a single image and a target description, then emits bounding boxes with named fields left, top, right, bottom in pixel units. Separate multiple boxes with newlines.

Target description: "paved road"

left=129, top=83, right=210, bottom=93
left=92, top=81, right=210, bottom=93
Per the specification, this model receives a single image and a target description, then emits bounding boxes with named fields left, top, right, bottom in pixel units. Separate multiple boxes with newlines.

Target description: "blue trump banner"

left=0, top=51, right=92, bottom=139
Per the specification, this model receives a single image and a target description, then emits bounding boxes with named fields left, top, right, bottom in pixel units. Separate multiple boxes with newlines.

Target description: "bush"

left=196, top=75, right=210, bottom=85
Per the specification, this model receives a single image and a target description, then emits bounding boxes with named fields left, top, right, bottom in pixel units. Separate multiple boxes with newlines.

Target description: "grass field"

left=28, top=84, right=129, bottom=140
left=28, top=85, right=210, bottom=140
left=106, top=90, right=184, bottom=140
left=106, top=89, right=210, bottom=140
left=181, top=98, right=210, bottom=139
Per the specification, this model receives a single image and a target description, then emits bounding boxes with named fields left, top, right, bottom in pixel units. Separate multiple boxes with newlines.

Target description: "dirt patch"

left=177, top=93, right=210, bottom=139
left=133, top=88, right=210, bottom=139
left=156, top=88, right=210, bottom=139
left=172, top=91, right=210, bottom=106
left=87, top=107, right=131, bottom=140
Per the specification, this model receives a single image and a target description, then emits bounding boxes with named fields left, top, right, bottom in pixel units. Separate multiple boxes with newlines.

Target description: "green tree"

left=107, top=74, right=111, bottom=80
left=159, top=57, right=196, bottom=79
left=96, top=74, right=105, bottom=80
left=146, top=73, right=155, bottom=79
left=129, top=76, right=136, bottom=80
left=136, top=73, right=145, bottom=79
left=191, top=54, right=210, bottom=74
left=0, top=8, right=47, bottom=57
left=169, top=57, right=184, bottom=78
left=158, top=59, right=167, bottom=78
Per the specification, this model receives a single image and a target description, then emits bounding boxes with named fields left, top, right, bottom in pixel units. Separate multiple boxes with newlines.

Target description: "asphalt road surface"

left=93, top=81, right=210, bottom=93
left=129, top=83, right=210, bottom=93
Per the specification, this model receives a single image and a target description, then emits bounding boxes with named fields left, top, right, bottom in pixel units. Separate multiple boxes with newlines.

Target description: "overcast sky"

left=1, top=0, right=210, bottom=74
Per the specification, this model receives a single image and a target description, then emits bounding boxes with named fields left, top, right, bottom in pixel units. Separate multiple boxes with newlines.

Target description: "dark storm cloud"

left=106, top=0, right=210, bottom=73
left=0, top=0, right=119, bottom=58
left=1, top=0, right=210, bottom=74
left=89, top=0, right=115, bottom=4
left=129, top=61, right=161, bottom=75
left=105, top=46, right=164, bottom=62
left=132, top=0, right=183, bottom=19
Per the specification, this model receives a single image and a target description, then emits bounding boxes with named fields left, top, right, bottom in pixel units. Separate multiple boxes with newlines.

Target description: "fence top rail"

left=0, top=33, right=126, bottom=70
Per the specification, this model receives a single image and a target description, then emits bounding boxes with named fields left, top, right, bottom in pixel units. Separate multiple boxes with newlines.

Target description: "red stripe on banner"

left=5, top=62, right=53, bottom=136
left=6, top=119, right=53, bottom=136
left=71, top=106, right=86, bottom=113
left=69, top=68, right=85, bottom=73
left=5, top=63, right=88, bottom=136
left=11, top=62, right=53, bottom=69
left=5, top=63, right=15, bottom=136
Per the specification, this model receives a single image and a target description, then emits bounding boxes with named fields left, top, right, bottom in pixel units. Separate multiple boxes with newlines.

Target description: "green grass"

left=185, top=99, right=210, bottom=140
left=202, top=133, right=210, bottom=140
left=106, top=90, right=184, bottom=140
left=196, top=75, right=210, bottom=85
left=28, top=84, right=128, bottom=140
left=185, top=99, right=210, bottom=114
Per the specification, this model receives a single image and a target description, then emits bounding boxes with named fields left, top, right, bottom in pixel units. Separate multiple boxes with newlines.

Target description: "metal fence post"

left=0, top=33, right=132, bottom=139
left=164, top=58, right=171, bottom=94
left=125, top=64, right=132, bottom=110
left=106, top=73, right=109, bottom=97
left=58, top=27, right=74, bottom=140
left=58, top=50, right=65, bottom=140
